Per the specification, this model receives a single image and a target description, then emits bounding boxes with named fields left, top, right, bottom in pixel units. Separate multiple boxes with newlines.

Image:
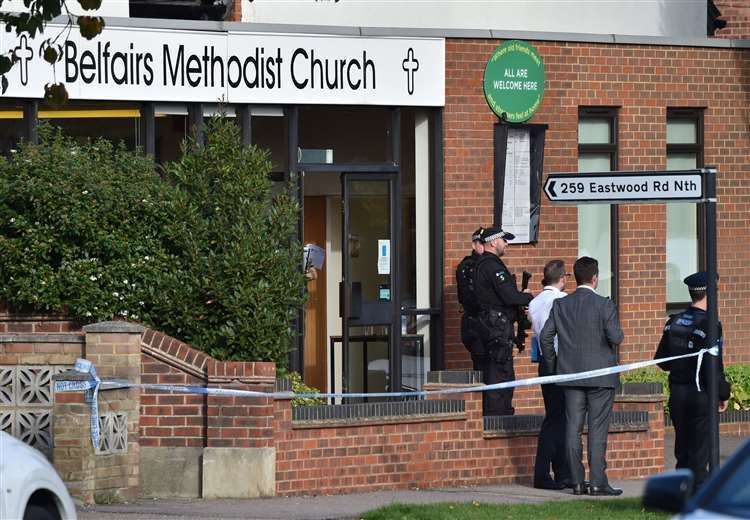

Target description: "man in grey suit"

left=540, top=256, right=624, bottom=496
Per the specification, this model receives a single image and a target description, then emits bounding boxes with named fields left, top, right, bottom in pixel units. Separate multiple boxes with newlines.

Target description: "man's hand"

left=719, top=400, right=728, bottom=413
left=523, top=288, right=532, bottom=294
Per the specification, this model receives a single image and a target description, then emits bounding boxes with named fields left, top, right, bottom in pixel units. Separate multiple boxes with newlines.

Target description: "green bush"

left=622, top=364, right=750, bottom=412
left=160, top=116, right=306, bottom=364
left=0, top=126, right=176, bottom=323
left=0, top=118, right=306, bottom=368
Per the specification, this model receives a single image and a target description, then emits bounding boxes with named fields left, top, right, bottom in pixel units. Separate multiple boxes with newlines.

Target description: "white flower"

left=85, top=311, right=92, bottom=317
left=90, top=275, right=97, bottom=281
left=82, top=190, right=89, bottom=195
left=112, top=292, right=119, bottom=297
left=144, top=256, right=150, bottom=261
left=123, top=280, right=128, bottom=285
left=9, top=218, right=14, bottom=223
left=138, top=301, right=145, bottom=307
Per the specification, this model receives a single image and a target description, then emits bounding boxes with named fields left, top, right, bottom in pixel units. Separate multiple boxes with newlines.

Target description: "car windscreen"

left=704, top=454, right=750, bottom=517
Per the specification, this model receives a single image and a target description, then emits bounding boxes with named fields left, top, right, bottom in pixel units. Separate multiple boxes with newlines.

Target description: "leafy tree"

left=0, top=0, right=105, bottom=100
left=0, top=117, right=306, bottom=367
left=161, top=116, right=306, bottom=362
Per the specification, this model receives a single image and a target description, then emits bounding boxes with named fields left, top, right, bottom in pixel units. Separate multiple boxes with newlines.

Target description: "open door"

left=340, top=173, right=401, bottom=396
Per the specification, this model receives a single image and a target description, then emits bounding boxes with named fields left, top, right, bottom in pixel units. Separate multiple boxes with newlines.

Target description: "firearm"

left=514, top=271, right=533, bottom=352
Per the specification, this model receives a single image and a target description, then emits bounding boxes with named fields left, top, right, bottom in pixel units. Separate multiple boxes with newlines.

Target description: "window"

left=666, top=108, right=703, bottom=308
left=578, top=108, right=618, bottom=299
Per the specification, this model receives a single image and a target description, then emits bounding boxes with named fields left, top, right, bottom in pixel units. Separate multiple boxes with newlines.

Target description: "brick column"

left=53, top=388, right=96, bottom=503
left=203, top=360, right=276, bottom=498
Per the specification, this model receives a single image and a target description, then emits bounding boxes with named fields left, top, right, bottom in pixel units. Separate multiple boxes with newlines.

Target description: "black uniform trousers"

left=461, top=315, right=515, bottom=416
left=534, top=376, right=569, bottom=486
left=483, top=342, right=515, bottom=416
left=564, top=386, right=615, bottom=487
left=669, top=382, right=710, bottom=487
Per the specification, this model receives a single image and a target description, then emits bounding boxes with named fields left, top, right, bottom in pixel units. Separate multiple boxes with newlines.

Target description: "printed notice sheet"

left=503, top=128, right=531, bottom=243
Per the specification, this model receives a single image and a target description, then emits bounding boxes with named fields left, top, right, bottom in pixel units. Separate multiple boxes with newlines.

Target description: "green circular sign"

left=483, top=40, right=545, bottom=123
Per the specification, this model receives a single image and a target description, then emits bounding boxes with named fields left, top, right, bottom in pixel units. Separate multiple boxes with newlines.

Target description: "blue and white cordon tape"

left=55, top=347, right=719, bottom=449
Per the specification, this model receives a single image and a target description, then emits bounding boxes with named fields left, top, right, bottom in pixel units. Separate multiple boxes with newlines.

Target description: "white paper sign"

left=502, top=128, right=532, bottom=243
left=0, top=26, right=445, bottom=106
left=377, top=239, right=390, bottom=275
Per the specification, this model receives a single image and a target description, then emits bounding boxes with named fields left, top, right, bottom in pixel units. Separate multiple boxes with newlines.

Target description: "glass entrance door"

left=341, top=173, right=401, bottom=396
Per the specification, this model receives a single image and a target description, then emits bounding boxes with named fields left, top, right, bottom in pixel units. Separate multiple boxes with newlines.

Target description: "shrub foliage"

left=0, top=119, right=305, bottom=367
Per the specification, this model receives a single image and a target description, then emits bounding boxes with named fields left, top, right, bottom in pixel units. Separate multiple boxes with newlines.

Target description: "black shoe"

left=534, top=480, right=567, bottom=490
left=572, top=483, right=588, bottom=495
left=564, top=480, right=589, bottom=489
left=589, top=484, right=623, bottom=496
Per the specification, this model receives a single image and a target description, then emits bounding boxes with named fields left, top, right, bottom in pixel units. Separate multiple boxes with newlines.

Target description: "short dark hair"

left=542, top=260, right=566, bottom=286
left=689, top=288, right=707, bottom=304
left=573, top=256, right=598, bottom=285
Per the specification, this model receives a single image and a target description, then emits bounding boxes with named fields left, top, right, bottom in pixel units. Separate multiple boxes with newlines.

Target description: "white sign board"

left=544, top=171, right=704, bottom=204
left=377, top=239, right=390, bottom=275
left=502, top=128, right=531, bottom=243
left=0, top=26, right=445, bottom=106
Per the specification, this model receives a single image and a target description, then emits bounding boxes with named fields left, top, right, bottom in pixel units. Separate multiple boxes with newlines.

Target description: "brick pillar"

left=53, top=388, right=96, bottom=503
left=203, top=360, right=276, bottom=498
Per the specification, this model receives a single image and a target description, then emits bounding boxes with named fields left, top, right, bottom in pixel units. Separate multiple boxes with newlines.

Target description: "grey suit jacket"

left=539, top=286, right=624, bottom=388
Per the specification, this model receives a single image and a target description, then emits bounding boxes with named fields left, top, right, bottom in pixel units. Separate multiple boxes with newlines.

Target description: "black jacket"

left=473, top=252, right=532, bottom=322
left=655, top=306, right=731, bottom=401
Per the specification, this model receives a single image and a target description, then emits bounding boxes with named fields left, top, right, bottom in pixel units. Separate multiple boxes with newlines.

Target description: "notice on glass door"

left=377, top=239, right=391, bottom=275
left=503, top=128, right=531, bottom=243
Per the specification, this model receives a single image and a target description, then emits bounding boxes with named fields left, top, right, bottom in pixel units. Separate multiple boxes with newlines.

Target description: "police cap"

left=481, top=226, right=515, bottom=244
left=471, top=227, right=485, bottom=242
left=683, top=271, right=719, bottom=291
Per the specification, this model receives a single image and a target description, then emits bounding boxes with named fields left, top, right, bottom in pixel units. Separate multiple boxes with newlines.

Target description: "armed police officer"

left=654, top=271, right=731, bottom=490
left=473, top=226, right=532, bottom=416
left=456, top=228, right=486, bottom=371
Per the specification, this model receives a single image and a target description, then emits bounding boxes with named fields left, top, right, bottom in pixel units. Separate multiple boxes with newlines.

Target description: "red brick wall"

left=443, top=38, right=750, bottom=400
left=139, top=329, right=275, bottom=448
left=274, top=390, right=664, bottom=496
left=713, top=1, right=750, bottom=39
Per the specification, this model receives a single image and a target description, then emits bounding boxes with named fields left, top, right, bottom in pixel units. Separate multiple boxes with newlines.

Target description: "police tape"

left=54, top=347, right=719, bottom=448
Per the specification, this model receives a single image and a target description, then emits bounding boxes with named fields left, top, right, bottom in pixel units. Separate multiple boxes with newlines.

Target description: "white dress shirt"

left=529, top=286, right=567, bottom=353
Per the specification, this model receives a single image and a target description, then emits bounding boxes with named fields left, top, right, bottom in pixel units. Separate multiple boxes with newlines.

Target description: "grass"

left=362, top=498, right=669, bottom=520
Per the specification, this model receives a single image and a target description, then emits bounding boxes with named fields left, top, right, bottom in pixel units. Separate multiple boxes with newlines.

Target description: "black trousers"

left=534, top=378, right=569, bottom=485
left=669, top=383, right=710, bottom=487
left=462, top=316, right=514, bottom=416
left=564, top=386, right=615, bottom=487
left=481, top=343, right=515, bottom=416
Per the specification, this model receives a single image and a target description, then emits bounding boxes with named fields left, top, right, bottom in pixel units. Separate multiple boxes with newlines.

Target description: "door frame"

left=341, top=171, right=402, bottom=393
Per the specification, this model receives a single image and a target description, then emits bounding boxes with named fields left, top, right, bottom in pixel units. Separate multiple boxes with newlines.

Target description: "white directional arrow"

left=544, top=170, right=705, bottom=204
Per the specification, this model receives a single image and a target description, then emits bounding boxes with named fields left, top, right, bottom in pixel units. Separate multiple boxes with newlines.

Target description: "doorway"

left=297, top=107, right=439, bottom=398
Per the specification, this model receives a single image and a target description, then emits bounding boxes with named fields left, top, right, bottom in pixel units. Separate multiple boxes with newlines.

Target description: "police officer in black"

left=456, top=228, right=486, bottom=371
left=473, top=226, right=533, bottom=416
left=655, top=271, right=731, bottom=489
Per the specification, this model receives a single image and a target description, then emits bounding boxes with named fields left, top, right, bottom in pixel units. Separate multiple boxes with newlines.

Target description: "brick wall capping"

left=83, top=321, right=145, bottom=334
left=0, top=333, right=84, bottom=343
left=292, top=412, right=467, bottom=429
left=615, top=394, right=665, bottom=403
left=484, top=410, right=650, bottom=438
left=292, top=399, right=465, bottom=423
left=666, top=409, right=750, bottom=426
left=207, top=374, right=276, bottom=385
left=619, top=382, right=664, bottom=395
left=427, top=369, right=483, bottom=385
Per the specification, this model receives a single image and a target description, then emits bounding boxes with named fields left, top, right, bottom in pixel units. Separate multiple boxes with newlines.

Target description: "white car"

left=0, top=432, right=77, bottom=520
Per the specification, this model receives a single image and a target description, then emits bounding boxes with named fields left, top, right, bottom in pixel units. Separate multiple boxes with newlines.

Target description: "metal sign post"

left=544, top=167, right=721, bottom=475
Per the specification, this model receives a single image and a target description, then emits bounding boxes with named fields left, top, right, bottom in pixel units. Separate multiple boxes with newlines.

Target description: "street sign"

left=543, top=170, right=704, bottom=204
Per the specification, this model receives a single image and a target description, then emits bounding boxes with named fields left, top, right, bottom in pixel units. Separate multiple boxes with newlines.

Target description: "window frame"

left=577, top=106, right=619, bottom=306
left=666, top=107, right=705, bottom=312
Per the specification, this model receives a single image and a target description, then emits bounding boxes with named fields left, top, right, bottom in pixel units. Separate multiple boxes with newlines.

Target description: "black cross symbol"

left=402, top=47, right=419, bottom=96
left=13, top=35, right=33, bottom=86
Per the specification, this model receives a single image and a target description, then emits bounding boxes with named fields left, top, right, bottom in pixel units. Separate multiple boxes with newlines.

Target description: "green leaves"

left=0, top=117, right=305, bottom=368
left=77, top=15, right=104, bottom=40
left=43, top=82, right=68, bottom=107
